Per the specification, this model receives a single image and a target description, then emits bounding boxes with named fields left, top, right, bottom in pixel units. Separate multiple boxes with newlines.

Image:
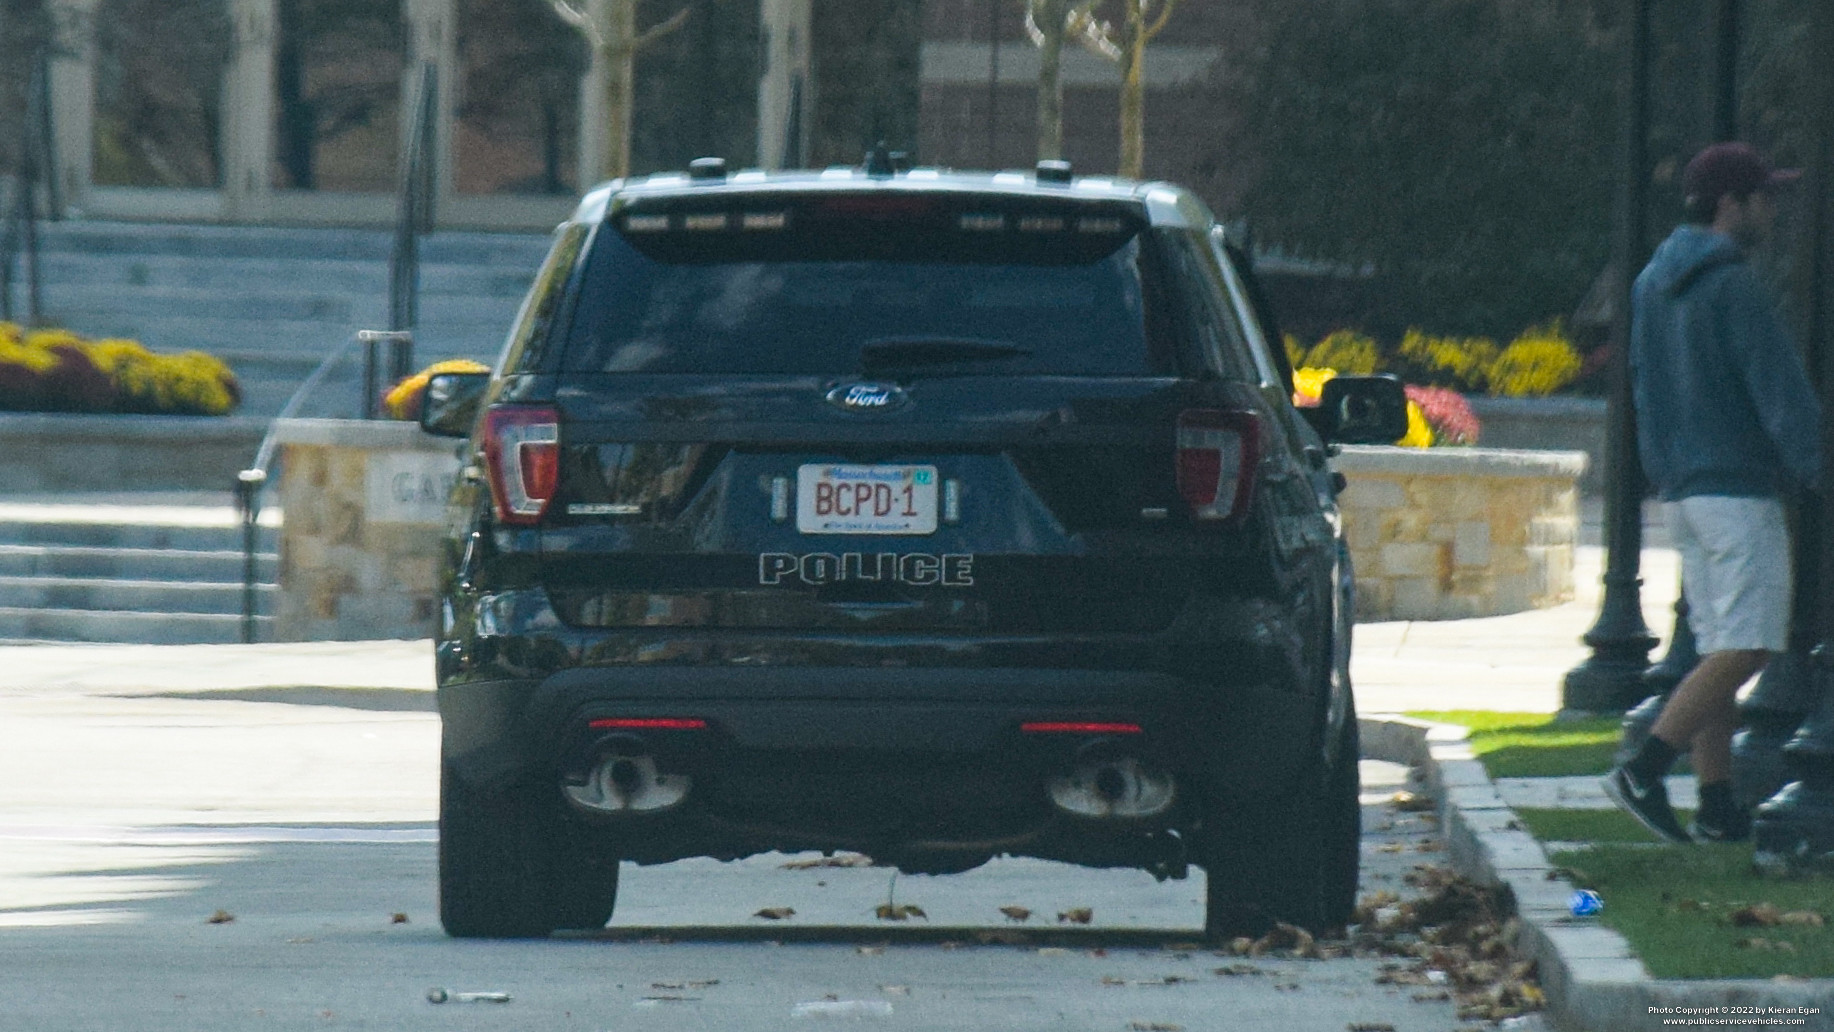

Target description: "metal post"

left=1714, top=0, right=1739, bottom=142
left=1752, top=0, right=1834, bottom=876
left=1563, top=0, right=1658, bottom=712
left=235, top=470, right=266, bottom=644
left=360, top=329, right=414, bottom=419
left=986, top=0, right=1000, bottom=169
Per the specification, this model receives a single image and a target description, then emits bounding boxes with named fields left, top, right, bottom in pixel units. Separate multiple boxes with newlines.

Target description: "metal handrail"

left=233, top=331, right=372, bottom=642
left=1, top=47, right=53, bottom=323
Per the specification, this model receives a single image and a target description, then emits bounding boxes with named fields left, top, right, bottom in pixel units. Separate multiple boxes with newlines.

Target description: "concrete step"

left=36, top=252, right=536, bottom=297
left=0, top=605, right=271, bottom=645
left=50, top=313, right=511, bottom=362
left=0, top=544, right=278, bottom=582
left=46, top=283, right=526, bottom=328
left=0, top=518, right=278, bottom=553
left=0, top=575, right=276, bottom=615
left=37, top=220, right=551, bottom=266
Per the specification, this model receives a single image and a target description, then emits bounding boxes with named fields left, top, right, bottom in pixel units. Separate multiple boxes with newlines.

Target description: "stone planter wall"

left=1465, top=396, right=1605, bottom=493
left=272, top=418, right=462, bottom=641
left=0, top=413, right=266, bottom=492
left=1336, top=445, right=1587, bottom=622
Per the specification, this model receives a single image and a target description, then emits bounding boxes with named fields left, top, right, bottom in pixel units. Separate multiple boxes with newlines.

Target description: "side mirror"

left=1303, top=374, right=1411, bottom=445
left=419, top=372, right=491, bottom=438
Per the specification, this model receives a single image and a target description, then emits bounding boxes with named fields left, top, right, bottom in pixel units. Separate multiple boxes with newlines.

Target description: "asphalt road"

left=0, top=660, right=1543, bottom=1032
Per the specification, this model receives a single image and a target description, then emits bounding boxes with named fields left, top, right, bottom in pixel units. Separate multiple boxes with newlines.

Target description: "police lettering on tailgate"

left=759, top=552, right=975, bottom=587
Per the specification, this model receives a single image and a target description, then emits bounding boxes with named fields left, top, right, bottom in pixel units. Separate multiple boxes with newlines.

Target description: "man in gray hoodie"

left=1604, top=141, right=1823, bottom=844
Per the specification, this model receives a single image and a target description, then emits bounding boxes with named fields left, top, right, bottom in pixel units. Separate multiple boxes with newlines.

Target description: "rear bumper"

left=441, top=663, right=1314, bottom=815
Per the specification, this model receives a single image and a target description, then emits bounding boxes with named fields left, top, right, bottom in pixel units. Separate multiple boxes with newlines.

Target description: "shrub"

left=0, top=323, right=238, bottom=415
left=1486, top=323, right=1583, bottom=397
left=1300, top=330, right=1381, bottom=375
left=1405, top=384, right=1481, bottom=445
left=383, top=359, right=492, bottom=421
left=1397, top=328, right=1497, bottom=393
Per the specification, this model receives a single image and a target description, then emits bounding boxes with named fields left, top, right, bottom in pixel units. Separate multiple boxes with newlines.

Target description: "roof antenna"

left=863, top=141, right=895, bottom=177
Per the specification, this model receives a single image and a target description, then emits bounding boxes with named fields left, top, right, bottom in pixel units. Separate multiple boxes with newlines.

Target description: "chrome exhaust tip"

left=563, top=748, right=691, bottom=816
left=1046, top=756, right=1176, bottom=820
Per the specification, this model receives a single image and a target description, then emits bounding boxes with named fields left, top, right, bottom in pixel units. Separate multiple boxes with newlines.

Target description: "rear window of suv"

left=558, top=195, right=1177, bottom=377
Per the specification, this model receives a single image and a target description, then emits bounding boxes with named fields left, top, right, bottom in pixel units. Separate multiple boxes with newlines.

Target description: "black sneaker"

left=1601, top=765, right=1691, bottom=844
left=1688, top=809, right=1752, bottom=844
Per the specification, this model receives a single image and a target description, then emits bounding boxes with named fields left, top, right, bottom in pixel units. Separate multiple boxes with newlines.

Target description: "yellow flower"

left=1301, top=330, right=1380, bottom=375
left=1488, top=323, right=1582, bottom=397
left=1399, top=399, right=1434, bottom=448
left=383, top=359, right=491, bottom=420
left=1291, top=365, right=1337, bottom=407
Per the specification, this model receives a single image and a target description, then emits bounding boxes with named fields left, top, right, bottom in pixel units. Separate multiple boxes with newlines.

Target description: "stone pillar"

left=45, top=0, right=97, bottom=215
left=223, top=0, right=276, bottom=221
left=756, top=0, right=811, bottom=169
left=272, top=419, right=462, bottom=641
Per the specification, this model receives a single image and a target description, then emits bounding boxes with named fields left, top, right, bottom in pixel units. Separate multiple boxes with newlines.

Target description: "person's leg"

left=1647, top=648, right=1768, bottom=780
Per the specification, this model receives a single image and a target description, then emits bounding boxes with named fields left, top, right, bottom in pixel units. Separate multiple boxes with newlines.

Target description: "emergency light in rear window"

left=611, top=197, right=1144, bottom=266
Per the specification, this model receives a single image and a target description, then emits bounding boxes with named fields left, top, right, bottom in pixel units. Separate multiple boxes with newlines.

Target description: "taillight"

left=1021, top=721, right=1143, bottom=735
left=1176, top=409, right=1260, bottom=521
left=482, top=406, right=560, bottom=525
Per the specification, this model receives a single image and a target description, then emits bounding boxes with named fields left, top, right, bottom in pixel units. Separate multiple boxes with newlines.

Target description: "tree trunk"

left=1034, top=0, right=1067, bottom=162
left=599, top=0, right=637, bottom=180
left=1118, top=19, right=1144, bottom=178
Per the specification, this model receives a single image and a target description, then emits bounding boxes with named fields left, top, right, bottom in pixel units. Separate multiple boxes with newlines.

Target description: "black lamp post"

left=1751, top=0, right=1834, bottom=876
left=1564, top=0, right=1658, bottom=713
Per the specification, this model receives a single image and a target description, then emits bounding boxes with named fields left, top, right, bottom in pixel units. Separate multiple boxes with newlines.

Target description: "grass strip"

left=1405, top=710, right=1626, bottom=778
left=1552, top=843, right=1834, bottom=979
left=1513, top=806, right=1695, bottom=845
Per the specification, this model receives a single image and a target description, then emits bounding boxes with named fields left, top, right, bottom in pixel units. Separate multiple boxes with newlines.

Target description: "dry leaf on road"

left=874, top=903, right=926, bottom=921
left=1057, top=907, right=1093, bottom=924
left=753, top=907, right=796, bottom=920
left=999, top=905, right=1032, bottom=923
left=207, top=909, right=235, bottom=924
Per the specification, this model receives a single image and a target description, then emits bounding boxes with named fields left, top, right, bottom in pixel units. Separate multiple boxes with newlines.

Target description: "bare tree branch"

left=1142, top=0, right=1176, bottom=44
left=547, top=0, right=603, bottom=49
left=634, top=5, right=692, bottom=52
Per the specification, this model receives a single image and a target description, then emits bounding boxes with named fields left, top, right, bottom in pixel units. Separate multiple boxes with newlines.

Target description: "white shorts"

left=1665, top=495, right=1793, bottom=654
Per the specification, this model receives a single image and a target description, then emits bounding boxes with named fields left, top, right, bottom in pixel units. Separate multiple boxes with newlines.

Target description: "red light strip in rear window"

left=588, top=718, right=709, bottom=730
left=1020, top=721, right=1143, bottom=734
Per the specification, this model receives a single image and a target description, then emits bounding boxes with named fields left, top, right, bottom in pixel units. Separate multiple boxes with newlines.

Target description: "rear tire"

left=438, top=757, right=561, bottom=938
left=551, top=839, right=620, bottom=931
left=1201, top=709, right=1359, bottom=940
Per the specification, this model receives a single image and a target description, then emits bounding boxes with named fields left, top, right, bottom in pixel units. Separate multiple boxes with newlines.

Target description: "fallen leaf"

left=1377, top=843, right=1406, bottom=854
left=1411, top=991, right=1452, bottom=1002
left=1213, top=964, right=1264, bottom=977
left=390, top=912, right=409, bottom=924
left=1273, top=982, right=1301, bottom=992
left=780, top=853, right=877, bottom=870
left=754, top=907, right=796, bottom=920
left=1349, top=1024, right=1397, bottom=1032
left=207, top=910, right=235, bottom=925
left=1226, top=936, right=1254, bottom=956
left=1250, top=922, right=1317, bottom=958
left=1391, top=790, right=1436, bottom=812
left=999, top=905, right=1033, bottom=923
left=1103, top=976, right=1129, bottom=986
left=874, top=903, right=926, bottom=921
left=1127, top=1023, right=1183, bottom=1032
left=1416, top=840, right=1443, bottom=853
left=1730, top=903, right=1783, bottom=927
left=1058, top=907, right=1094, bottom=924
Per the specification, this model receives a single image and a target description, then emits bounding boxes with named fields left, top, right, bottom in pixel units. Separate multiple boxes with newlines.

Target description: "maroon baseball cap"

left=1682, top=142, right=1801, bottom=206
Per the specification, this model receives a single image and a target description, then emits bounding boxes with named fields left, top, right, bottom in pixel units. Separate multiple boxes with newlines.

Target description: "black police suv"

left=418, top=154, right=1407, bottom=940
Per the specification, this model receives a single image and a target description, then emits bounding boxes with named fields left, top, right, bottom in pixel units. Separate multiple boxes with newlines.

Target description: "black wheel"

left=1319, top=712, right=1361, bottom=930
left=550, top=839, right=620, bottom=931
left=1201, top=708, right=1359, bottom=940
left=438, top=756, right=561, bottom=938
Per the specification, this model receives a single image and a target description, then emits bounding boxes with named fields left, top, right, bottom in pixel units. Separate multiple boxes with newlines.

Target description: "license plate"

left=796, top=464, right=938, bottom=535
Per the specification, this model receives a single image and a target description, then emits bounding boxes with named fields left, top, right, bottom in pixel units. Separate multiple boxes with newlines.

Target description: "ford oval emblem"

left=825, top=381, right=909, bottom=413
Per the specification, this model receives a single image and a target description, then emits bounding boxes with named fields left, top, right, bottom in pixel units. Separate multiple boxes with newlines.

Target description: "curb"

left=1359, top=714, right=1834, bottom=1032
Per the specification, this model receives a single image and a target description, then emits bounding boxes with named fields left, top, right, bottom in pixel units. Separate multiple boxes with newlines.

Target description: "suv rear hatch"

left=518, top=190, right=1265, bottom=640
